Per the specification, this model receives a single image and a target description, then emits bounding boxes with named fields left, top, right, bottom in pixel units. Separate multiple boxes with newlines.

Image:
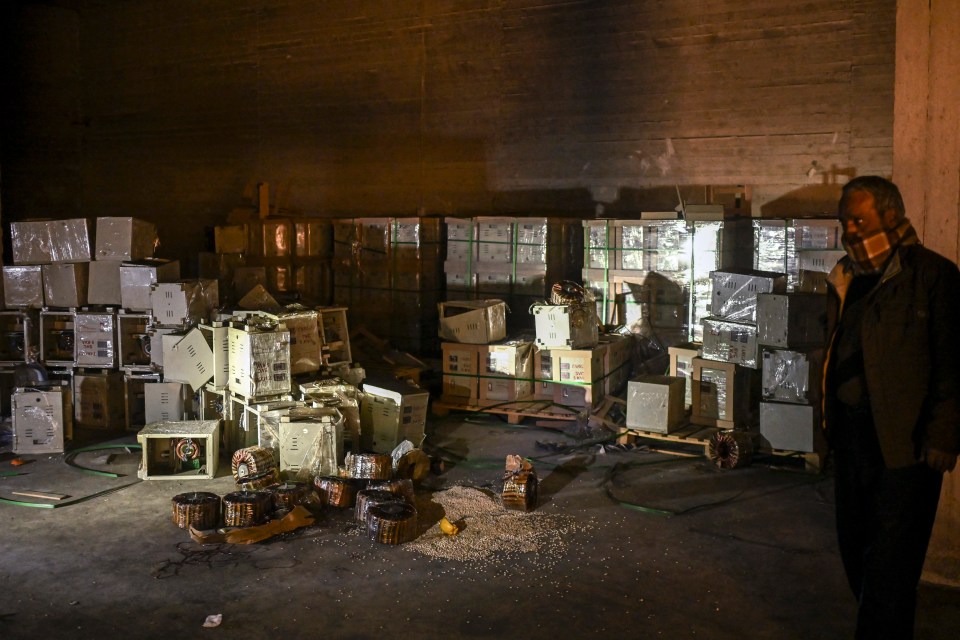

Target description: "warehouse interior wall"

left=893, top=0, right=960, bottom=589
left=1, top=0, right=896, bottom=272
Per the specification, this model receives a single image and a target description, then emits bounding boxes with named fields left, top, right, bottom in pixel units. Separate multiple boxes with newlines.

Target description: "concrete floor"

left=1, top=410, right=958, bottom=640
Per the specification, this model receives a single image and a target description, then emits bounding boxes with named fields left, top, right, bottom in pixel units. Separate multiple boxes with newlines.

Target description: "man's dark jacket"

left=824, top=242, right=960, bottom=468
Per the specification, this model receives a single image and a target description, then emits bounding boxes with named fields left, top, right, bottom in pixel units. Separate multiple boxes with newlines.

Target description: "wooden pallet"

left=431, top=398, right=582, bottom=424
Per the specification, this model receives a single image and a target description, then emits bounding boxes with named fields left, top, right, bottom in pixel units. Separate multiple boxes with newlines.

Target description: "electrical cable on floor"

left=64, top=443, right=142, bottom=478
left=0, top=443, right=144, bottom=508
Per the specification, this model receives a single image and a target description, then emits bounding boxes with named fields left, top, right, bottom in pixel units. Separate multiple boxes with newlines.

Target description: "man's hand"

left=924, top=447, right=958, bottom=473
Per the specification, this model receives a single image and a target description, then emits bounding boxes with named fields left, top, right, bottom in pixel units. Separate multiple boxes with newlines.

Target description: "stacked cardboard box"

left=334, top=217, right=443, bottom=355
left=753, top=218, right=844, bottom=293
left=444, top=217, right=584, bottom=334
left=439, top=300, right=508, bottom=404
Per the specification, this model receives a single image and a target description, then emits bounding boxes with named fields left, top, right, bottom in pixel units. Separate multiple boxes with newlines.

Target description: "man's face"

left=840, top=190, right=896, bottom=241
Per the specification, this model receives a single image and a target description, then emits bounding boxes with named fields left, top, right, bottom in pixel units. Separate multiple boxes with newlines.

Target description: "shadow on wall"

left=760, top=166, right=857, bottom=217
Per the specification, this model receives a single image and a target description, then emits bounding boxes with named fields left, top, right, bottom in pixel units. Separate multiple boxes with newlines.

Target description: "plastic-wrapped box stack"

left=207, top=217, right=334, bottom=306
left=334, top=218, right=443, bottom=355
left=753, top=218, right=844, bottom=293
left=444, top=217, right=584, bottom=334
left=756, top=292, right=828, bottom=453
left=582, top=212, right=751, bottom=346
left=691, top=267, right=787, bottom=429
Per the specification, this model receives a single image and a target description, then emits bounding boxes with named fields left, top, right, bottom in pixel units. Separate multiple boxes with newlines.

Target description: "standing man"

left=824, top=175, right=960, bottom=639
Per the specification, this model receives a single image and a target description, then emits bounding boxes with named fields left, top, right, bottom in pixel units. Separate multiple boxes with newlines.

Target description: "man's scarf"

left=841, top=218, right=918, bottom=274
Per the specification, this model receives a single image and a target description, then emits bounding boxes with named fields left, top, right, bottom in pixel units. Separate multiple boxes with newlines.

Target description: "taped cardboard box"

left=710, top=268, right=787, bottom=324
left=42, top=263, right=89, bottom=308
left=761, top=347, right=823, bottom=405
left=95, top=217, right=158, bottom=261
left=441, top=342, right=481, bottom=403
left=438, top=300, right=507, bottom=344
left=2, top=266, right=44, bottom=309
left=479, top=338, right=534, bottom=403
left=10, top=219, right=91, bottom=265
left=88, top=260, right=123, bottom=305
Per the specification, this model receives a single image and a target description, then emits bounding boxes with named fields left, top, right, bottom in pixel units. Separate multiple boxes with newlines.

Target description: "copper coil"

left=223, top=491, right=273, bottom=527
left=708, top=429, right=753, bottom=470
left=366, top=501, right=418, bottom=545
left=366, top=479, right=415, bottom=504
left=269, top=482, right=312, bottom=512
left=171, top=492, right=221, bottom=530
left=550, top=280, right=588, bottom=305
left=355, top=489, right=404, bottom=524
left=346, top=453, right=393, bottom=480
left=314, top=476, right=361, bottom=508
left=502, top=470, right=539, bottom=512
left=231, top=446, right=278, bottom=482
left=237, top=467, right=281, bottom=492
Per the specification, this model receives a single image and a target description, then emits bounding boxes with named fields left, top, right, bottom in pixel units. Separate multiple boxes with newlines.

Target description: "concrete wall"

left=1, top=0, right=895, bottom=270
left=894, top=0, right=960, bottom=588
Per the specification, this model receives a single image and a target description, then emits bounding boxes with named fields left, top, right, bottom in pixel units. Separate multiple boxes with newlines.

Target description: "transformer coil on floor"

left=314, top=476, right=361, bottom=508
left=231, top=446, right=277, bottom=482
left=223, top=491, right=273, bottom=527
left=707, top=430, right=753, bottom=470
left=355, top=489, right=404, bottom=524
left=346, top=453, right=393, bottom=480
left=171, top=492, right=221, bottom=530
left=237, top=467, right=281, bottom=492
left=502, top=470, right=539, bottom=512
left=366, top=501, right=418, bottom=545
left=366, top=478, right=415, bottom=504
left=269, top=482, right=313, bottom=512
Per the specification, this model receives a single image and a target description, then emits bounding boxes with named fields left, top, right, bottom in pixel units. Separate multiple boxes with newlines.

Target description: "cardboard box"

left=793, top=219, right=842, bottom=250
left=10, top=219, right=91, bottom=264
left=532, top=348, right=556, bottom=400
left=547, top=343, right=608, bottom=408
left=532, top=302, right=599, bottom=349
left=759, top=401, right=823, bottom=453
left=438, top=300, right=507, bottom=344
left=137, top=420, right=220, bottom=480
left=119, top=260, right=181, bottom=311
left=3, top=266, right=44, bottom=308
left=95, top=217, right=157, bottom=261
left=360, top=376, right=429, bottom=453
left=144, top=381, right=193, bottom=423
left=701, top=317, right=760, bottom=369
left=756, top=293, right=827, bottom=348
left=625, top=375, right=687, bottom=434
left=215, top=224, right=249, bottom=253
left=479, top=339, right=534, bottom=403
left=88, top=260, right=123, bottom=305
left=710, top=268, right=787, bottom=323
left=441, top=342, right=481, bottom=402
left=42, top=263, right=89, bottom=308
left=761, top=348, right=823, bottom=405
left=74, top=370, right=125, bottom=430
left=690, top=357, right=756, bottom=429
left=601, top=333, right=634, bottom=397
